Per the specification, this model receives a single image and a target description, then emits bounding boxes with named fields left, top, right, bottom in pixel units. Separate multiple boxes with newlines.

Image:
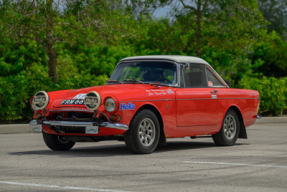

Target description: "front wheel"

left=124, top=109, right=160, bottom=154
left=43, top=132, right=75, bottom=151
left=212, top=110, right=240, bottom=146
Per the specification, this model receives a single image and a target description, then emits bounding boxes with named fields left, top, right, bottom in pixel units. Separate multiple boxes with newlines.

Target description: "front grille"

left=48, top=111, right=108, bottom=122
left=51, top=126, right=86, bottom=133
left=53, top=112, right=93, bottom=121
left=46, top=111, right=109, bottom=134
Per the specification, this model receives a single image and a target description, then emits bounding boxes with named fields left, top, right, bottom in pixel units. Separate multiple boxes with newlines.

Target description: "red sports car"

left=30, top=55, right=260, bottom=154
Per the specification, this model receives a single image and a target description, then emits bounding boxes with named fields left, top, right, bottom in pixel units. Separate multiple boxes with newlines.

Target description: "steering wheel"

left=156, top=78, right=172, bottom=83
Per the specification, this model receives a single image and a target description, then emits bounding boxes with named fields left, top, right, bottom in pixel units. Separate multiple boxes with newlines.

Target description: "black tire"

left=212, top=110, right=240, bottom=146
left=43, top=132, right=75, bottom=151
left=124, top=109, right=160, bottom=154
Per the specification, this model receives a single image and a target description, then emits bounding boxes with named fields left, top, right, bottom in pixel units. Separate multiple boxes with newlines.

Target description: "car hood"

left=51, top=84, right=172, bottom=108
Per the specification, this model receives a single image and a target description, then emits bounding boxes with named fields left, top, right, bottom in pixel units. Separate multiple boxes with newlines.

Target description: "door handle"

left=210, top=89, right=218, bottom=94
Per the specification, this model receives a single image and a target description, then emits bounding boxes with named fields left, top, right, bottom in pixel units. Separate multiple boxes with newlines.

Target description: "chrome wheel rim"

left=138, top=118, right=156, bottom=147
left=223, top=115, right=236, bottom=140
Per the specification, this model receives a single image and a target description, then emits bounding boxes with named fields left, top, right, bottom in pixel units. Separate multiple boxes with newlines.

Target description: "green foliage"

left=0, top=71, right=29, bottom=121
left=0, top=0, right=287, bottom=121
left=0, top=40, right=47, bottom=76
left=250, top=35, right=287, bottom=78
left=258, top=0, right=287, bottom=40
left=239, top=76, right=287, bottom=115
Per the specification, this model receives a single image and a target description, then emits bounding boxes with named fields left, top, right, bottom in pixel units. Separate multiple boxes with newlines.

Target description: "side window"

left=206, top=68, right=224, bottom=87
left=180, top=64, right=208, bottom=88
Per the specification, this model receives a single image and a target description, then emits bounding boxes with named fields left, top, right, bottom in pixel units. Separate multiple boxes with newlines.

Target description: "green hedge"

left=239, top=76, right=287, bottom=115
left=1, top=41, right=287, bottom=121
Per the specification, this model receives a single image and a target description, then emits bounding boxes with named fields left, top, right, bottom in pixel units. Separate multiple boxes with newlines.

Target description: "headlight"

left=31, top=102, right=39, bottom=111
left=32, top=91, right=49, bottom=110
left=84, top=91, right=101, bottom=111
left=105, top=97, right=116, bottom=112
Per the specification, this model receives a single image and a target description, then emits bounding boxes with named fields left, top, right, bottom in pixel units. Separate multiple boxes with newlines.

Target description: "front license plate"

left=85, top=125, right=98, bottom=134
left=30, top=124, right=42, bottom=133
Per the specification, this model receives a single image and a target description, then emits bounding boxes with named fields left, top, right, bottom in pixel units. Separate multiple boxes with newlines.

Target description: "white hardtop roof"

left=120, top=55, right=209, bottom=64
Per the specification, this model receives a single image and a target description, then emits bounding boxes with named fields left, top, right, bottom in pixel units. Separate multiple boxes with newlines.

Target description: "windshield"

left=108, top=62, right=177, bottom=86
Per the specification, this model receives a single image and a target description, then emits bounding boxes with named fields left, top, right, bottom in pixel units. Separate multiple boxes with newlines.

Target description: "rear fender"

left=223, top=105, right=247, bottom=139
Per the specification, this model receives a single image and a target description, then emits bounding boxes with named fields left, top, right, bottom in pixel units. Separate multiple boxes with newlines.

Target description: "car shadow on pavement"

left=8, top=143, right=132, bottom=157
left=8, top=140, right=248, bottom=157
left=157, top=141, right=215, bottom=152
left=156, top=140, right=248, bottom=153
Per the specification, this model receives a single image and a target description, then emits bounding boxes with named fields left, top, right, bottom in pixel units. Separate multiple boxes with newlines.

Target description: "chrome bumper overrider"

left=30, top=120, right=129, bottom=133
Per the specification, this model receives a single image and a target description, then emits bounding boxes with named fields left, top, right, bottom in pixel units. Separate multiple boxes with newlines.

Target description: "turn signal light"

left=110, top=115, right=121, bottom=122
left=33, top=113, right=40, bottom=119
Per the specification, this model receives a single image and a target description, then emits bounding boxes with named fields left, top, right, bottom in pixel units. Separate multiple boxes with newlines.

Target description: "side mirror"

left=185, top=62, right=190, bottom=70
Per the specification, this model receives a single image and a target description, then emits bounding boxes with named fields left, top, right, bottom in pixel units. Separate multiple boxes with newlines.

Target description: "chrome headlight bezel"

left=104, top=97, right=116, bottom=112
left=32, top=91, right=49, bottom=110
left=31, top=103, right=40, bottom=111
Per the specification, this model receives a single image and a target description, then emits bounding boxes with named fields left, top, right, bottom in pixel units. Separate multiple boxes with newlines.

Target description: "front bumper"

left=30, top=120, right=129, bottom=133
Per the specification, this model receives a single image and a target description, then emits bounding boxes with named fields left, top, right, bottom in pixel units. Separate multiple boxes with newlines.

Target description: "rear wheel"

left=124, top=109, right=160, bottom=154
left=43, top=132, right=75, bottom=151
left=212, top=110, right=240, bottom=146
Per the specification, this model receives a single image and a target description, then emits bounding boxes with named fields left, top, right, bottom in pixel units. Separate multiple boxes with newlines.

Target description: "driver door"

left=176, top=63, right=219, bottom=134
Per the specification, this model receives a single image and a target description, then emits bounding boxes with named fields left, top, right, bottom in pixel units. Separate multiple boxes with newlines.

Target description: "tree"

left=1, top=0, right=60, bottom=83
left=250, top=35, right=287, bottom=78
left=122, top=0, right=166, bottom=20
left=258, top=0, right=287, bottom=40
left=170, top=0, right=266, bottom=58
left=176, top=0, right=208, bottom=57
left=0, top=0, right=139, bottom=83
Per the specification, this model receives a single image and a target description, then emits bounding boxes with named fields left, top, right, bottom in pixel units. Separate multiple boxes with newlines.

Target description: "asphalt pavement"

left=0, top=124, right=30, bottom=134
left=0, top=117, right=287, bottom=192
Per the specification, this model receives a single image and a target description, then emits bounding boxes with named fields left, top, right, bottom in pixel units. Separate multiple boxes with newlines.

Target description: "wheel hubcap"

left=223, top=115, right=236, bottom=140
left=138, top=118, right=155, bottom=147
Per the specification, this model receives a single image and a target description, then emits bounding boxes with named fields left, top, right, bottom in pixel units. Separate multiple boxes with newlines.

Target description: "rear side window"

left=206, top=68, right=224, bottom=87
left=180, top=64, right=208, bottom=88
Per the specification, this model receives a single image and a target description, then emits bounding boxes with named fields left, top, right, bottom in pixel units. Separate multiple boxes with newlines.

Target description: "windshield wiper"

left=123, top=78, right=144, bottom=84
left=107, top=80, right=123, bottom=84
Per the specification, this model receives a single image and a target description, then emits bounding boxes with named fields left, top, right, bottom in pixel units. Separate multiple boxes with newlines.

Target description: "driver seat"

left=143, top=70, right=163, bottom=81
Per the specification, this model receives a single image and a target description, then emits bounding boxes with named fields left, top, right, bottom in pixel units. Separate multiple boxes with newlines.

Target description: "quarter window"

left=206, top=68, right=224, bottom=87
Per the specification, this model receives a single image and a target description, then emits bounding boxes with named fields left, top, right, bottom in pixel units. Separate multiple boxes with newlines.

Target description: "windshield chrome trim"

left=116, top=59, right=179, bottom=67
